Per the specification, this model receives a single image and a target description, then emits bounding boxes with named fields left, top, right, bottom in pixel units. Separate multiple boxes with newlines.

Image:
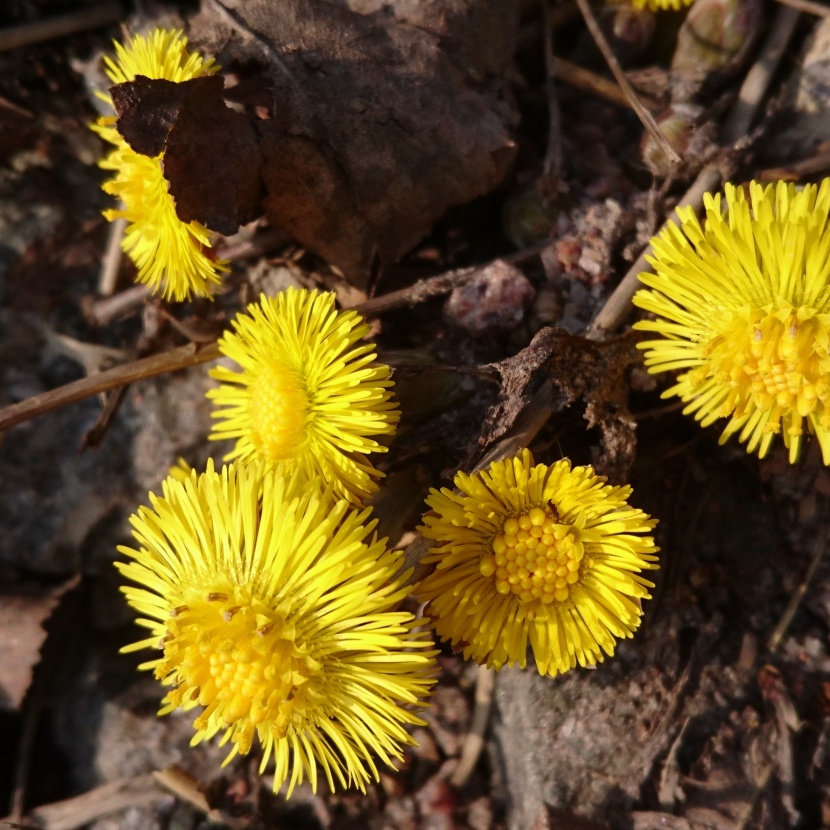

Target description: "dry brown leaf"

left=0, top=576, right=79, bottom=711
left=111, top=74, right=263, bottom=235
left=188, top=0, right=517, bottom=288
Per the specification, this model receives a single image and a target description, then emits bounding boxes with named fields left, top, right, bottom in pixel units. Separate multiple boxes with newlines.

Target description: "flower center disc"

left=248, top=363, right=309, bottom=460
left=480, top=506, right=583, bottom=603
left=708, top=311, right=830, bottom=427
left=160, top=590, right=319, bottom=753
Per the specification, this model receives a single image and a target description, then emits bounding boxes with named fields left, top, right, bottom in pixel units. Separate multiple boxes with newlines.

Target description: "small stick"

left=775, top=0, right=830, bottom=17
left=757, top=150, right=830, bottom=181
left=721, top=7, right=801, bottom=147
left=354, top=267, right=478, bottom=318
left=540, top=0, right=563, bottom=199
left=554, top=57, right=649, bottom=110
left=352, top=242, right=550, bottom=318
left=450, top=666, right=496, bottom=787
left=585, top=164, right=721, bottom=340
left=574, top=0, right=680, bottom=168
left=18, top=775, right=164, bottom=830
left=585, top=5, right=801, bottom=340
left=83, top=284, right=150, bottom=327
left=0, top=342, right=220, bottom=433
left=768, top=523, right=829, bottom=652
left=0, top=2, right=122, bottom=52
left=98, top=216, right=126, bottom=297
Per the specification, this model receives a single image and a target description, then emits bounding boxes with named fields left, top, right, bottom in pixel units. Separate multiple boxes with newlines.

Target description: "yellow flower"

left=417, top=450, right=659, bottom=677
left=91, top=29, right=228, bottom=301
left=207, top=287, right=400, bottom=503
left=166, top=457, right=193, bottom=483
left=634, top=180, right=830, bottom=464
left=626, top=0, right=694, bottom=9
left=117, top=460, right=436, bottom=795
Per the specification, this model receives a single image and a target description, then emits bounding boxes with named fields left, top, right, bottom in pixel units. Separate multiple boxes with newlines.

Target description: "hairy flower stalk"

left=92, top=28, right=228, bottom=300
left=208, top=287, right=400, bottom=503
left=117, top=460, right=436, bottom=795
left=634, top=179, right=830, bottom=463
left=417, top=450, right=659, bottom=676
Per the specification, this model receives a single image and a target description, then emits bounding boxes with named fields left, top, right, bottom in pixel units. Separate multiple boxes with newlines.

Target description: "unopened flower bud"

left=640, top=103, right=714, bottom=178
left=671, top=0, right=762, bottom=74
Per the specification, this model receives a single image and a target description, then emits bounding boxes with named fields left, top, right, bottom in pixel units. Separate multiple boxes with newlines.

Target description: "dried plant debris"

left=0, top=577, right=78, bottom=711
left=472, top=329, right=640, bottom=480
left=111, top=74, right=263, bottom=235
left=186, top=0, right=517, bottom=286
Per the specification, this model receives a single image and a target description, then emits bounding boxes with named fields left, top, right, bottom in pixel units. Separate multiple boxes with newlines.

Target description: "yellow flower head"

left=117, top=460, right=436, bottom=795
left=625, top=0, right=694, bottom=10
left=92, top=28, right=228, bottom=301
left=207, top=287, right=400, bottom=503
left=634, top=180, right=830, bottom=464
left=417, top=450, right=659, bottom=677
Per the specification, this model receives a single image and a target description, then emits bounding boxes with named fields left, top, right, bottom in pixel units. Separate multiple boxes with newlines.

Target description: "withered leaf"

left=111, top=74, right=263, bottom=236
left=189, top=0, right=517, bottom=288
left=546, top=330, right=642, bottom=482
left=472, top=329, right=641, bottom=482
left=475, top=327, right=563, bottom=450
left=0, top=576, right=79, bottom=711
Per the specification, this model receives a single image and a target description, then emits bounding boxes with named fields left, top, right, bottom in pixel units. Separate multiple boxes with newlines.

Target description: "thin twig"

left=97, top=216, right=126, bottom=297
left=540, top=0, right=562, bottom=199
left=83, top=284, right=151, bottom=327
left=351, top=243, right=549, bottom=318
left=768, top=522, right=829, bottom=652
left=721, top=7, right=801, bottom=147
left=450, top=666, right=495, bottom=787
left=18, top=775, right=164, bottom=830
left=574, top=0, right=680, bottom=168
left=775, top=0, right=830, bottom=17
left=354, top=267, right=478, bottom=318
left=1, top=245, right=552, bottom=433
left=0, top=1, right=122, bottom=52
left=585, top=6, right=801, bottom=340
left=554, top=57, right=648, bottom=110
left=0, top=342, right=220, bottom=433
left=585, top=164, right=722, bottom=340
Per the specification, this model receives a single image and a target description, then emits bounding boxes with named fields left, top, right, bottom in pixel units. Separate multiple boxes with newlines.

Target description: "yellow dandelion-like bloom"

left=634, top=180, right=830, bottom=464
left=91, top=28, right=228, bottom=301
left=417, top=450, right=659, bottom=677
left=117, top=460, right=436, bottom=795
left=207, top=287, right=400, bottom=503
left=625, top=0, right=694, bottom=10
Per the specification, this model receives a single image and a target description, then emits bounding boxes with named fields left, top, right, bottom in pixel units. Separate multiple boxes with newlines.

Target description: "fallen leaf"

left=111, top=74, right=263, bottom=235
left=0, top=576, right=79, bottom=711
left=189, top=0, right=517, bottom=287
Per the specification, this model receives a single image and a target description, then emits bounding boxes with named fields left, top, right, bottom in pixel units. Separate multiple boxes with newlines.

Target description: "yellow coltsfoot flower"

left=117, top=460, right=436, bottom=795
left=92, top=28, right=228, bottom=301
left=207, top=287, right=400, bottom=503
left=626, top=0, right=694, bottom=10
left=634, top=179, right=830, bottom=463
left=417, top=449, right=659, bottom=677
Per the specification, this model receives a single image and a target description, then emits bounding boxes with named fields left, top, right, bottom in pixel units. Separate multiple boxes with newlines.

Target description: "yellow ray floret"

left=634, top=179, right=830, bottom=464
left=207, top=287, right=400, bottom=503
left=117, top=460, right=436, bottom=796
left=416, top=449, right=659, bottom=677
left=91, top=28, right=228, bottom=301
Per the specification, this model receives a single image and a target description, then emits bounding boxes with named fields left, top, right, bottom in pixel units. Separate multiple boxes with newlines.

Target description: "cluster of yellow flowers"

left=111, top=22, right=830, bottom=805
left=107, top=26, right=662, bottom=794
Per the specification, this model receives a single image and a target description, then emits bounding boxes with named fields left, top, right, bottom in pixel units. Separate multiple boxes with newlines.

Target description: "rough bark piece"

left=190, top=0, right=517, bottom=288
